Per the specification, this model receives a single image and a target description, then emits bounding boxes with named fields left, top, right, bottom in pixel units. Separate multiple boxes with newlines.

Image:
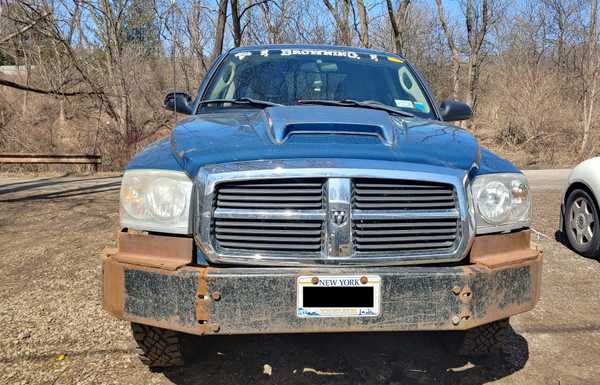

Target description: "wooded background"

left=0, top=0, right=599, bottom=170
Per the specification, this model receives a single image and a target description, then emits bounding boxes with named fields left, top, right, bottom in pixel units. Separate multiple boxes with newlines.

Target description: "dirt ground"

left=1, top=171, right=599, bottom=385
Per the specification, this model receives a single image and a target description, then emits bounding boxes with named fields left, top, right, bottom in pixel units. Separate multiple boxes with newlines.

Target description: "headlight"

left=471, top=173, right=530, bottom=234
left=120, top=170, right=193, bottom=234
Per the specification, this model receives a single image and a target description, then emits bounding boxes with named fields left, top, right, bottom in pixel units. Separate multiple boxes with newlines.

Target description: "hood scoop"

left=266, top=106, right=397, bottom=146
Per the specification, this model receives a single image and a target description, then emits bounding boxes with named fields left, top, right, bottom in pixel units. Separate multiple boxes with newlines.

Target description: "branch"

left=239, top=0, right=272, bottom=20
left=385, top=0, right=399, bottom=36
left=0, top=78, right=105, bottom=97
left=434, top=0, right=459, bottom=54
left=0, top=11, right=51, bottom=44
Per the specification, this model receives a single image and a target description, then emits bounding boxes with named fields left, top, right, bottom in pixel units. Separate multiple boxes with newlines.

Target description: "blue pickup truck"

left=103, top=45, right=542, bottom=368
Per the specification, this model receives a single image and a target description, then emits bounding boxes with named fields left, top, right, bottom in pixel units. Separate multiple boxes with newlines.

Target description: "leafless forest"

left=0, top=0, right=599, bottom=170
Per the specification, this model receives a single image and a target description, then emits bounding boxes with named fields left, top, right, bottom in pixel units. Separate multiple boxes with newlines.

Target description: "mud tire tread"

left=458, top=319, right=510, bottom=356
left=131, top=323, right=185, bottom=368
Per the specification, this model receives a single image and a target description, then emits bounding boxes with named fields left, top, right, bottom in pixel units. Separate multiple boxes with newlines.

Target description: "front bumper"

left=103, top=231, right=542, bottom=335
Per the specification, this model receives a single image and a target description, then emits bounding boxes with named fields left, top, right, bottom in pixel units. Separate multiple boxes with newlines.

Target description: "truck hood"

left=167, top=105, right=484, bottom=177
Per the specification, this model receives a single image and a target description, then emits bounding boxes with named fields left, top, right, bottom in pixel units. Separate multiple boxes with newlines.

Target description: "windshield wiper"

left=298, top=99, right=415, bottom=118
left=198, top=97, right=283, bottom=108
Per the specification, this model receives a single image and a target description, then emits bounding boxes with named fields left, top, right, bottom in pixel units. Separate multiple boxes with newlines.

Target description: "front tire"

left=565, top=188, right=600, bottom=257
left=445, top=319, right=511, bottom=356
left=131, top=323, right=186, bottom=368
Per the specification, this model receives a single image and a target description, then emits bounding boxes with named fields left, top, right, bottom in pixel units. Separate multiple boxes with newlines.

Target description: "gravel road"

left=1, top=170, right=599, bottom=385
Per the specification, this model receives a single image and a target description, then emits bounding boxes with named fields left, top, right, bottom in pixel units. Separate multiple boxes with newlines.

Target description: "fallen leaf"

left=263, top=364, right=272, bottom=376
left=57, top=354, right=65, bottom=361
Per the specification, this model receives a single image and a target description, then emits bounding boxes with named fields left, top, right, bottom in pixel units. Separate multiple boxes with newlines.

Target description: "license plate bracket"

left=297, top=275, right=381, bottom=318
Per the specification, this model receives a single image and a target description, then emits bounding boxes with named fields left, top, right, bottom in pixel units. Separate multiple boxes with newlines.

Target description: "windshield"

left=202, top=48, right=435, bottom=119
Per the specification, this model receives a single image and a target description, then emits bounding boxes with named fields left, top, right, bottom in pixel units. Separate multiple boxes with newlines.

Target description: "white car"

left=562, top=157, right=600, bottom=257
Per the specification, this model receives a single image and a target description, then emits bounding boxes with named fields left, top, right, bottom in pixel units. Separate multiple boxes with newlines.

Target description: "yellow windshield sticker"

left=387, top=56, right=403, bottom=63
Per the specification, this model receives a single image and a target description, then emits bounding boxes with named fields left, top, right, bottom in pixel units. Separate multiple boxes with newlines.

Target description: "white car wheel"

left=565, top=189, right=600, bottom=257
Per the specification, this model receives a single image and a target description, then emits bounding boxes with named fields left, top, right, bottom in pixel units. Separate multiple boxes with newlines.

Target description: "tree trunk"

left=323, top=0, right=351, bottom=46
left=356, top=0, right=369, bottom=48
left=231, top=0, right=242, bottom=47
left=464, top=0, right=491, bottom=120
left=386, top=0, right=411, bottom=56
left=212, top=0, right=228, bottom=60
left=580, top=0, right=598, bottom=156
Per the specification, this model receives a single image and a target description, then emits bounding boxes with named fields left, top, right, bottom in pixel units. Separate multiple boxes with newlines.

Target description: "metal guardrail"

left=0, top=153, right=102, bottom=171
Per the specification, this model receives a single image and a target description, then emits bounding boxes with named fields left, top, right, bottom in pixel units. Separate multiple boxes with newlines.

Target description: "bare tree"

left=434, top=0, right=460, bottom=99
left=356, top=0, right=369, bottom=48
left=231, top=0, right=272, bottom=46
left=579, top=0, right=599, bottom=155
left=323, top=0, right=351, bottom=45
left=465, top=0, right=486, bottom=110
left=212, top=0, right=228, bottom=60
left=385, top=0, right=411, bottom=55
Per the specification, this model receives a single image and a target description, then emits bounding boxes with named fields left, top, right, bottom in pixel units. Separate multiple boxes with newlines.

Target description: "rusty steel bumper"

left=103, top=231, right=542, bottom=335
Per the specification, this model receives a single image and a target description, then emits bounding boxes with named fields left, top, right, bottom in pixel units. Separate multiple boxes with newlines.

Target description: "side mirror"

left=163, top=91, right=193, bottom=115
left=439, top=100, right=472, bottom=122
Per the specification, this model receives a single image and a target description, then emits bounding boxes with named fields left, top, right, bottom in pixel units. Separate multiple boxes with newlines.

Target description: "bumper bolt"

left=360, top=276, right=368, bottom=284
left=451, top=315, right=460, bottom=325
left=211, top=291, right=221, bottom=301
left=311, top=276, right=319, bottom=285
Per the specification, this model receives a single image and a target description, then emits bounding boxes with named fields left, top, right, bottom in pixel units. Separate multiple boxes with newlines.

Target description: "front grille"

left=352, top=178, right=459, bottom=254
left=216, top=179, right=324, bottom=209
left=215, top=218, right=323, bottom=252
left=213, top=178, right=326, bottom=255
left=353, top=218, right=459, bottom=253
left=203, top=170, right=465, bottom=265
left=352, top=178, right=457, bottom=210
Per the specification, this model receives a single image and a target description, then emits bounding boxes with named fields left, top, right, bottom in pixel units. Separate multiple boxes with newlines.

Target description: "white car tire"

left=565, top=188, right=600, bottom=257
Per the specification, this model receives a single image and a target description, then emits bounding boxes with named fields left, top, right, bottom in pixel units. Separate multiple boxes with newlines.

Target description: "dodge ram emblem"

left=331, top=210, right=347, bottom=225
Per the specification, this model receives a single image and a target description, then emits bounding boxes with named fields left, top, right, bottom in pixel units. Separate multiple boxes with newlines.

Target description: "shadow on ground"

left=0, top=178, right=121, bottom=202
left=0, top=175, right=119, bottom=195
left=162, top=327, right=528, bottom=385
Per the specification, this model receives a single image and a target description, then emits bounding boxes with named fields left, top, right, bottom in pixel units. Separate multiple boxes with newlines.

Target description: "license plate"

left=296, top=275, right=381, bottom=318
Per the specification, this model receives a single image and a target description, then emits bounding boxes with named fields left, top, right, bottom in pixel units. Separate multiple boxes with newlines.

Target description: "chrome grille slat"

left=214, top=219, right=322, bottom=228
left=218, top=241, right=322, bottom=251
left=216, top=234, right=322, bottom=242
left=354, top=182, right=447, bottom=188
left=222, top=182, right=323, bottom=188
left=354, top=188, right=454, bottom=195
left=355, top=228, right=457, bottom=235
left=217, top=201, right=322, bottom=208
left=354, top=220, right=458, bottom=228
left=216, top=227, right=322, bottom=235
left=214, top=208, right=325, bottom=220
left=352, top=210, right=459, bottom=220
left=219, top=188, right=323, bottom=194
left=219, top=194, right=323, bottom=201
left=355, top=202, right=456, bottom=209
left=355, top=195, right=454, bottom=202
left=355, top=234, right=457, bottom=242
left=356, top=241, right=455, bottom=250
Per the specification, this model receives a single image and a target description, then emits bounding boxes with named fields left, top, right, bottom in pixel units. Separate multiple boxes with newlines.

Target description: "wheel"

left=444, top=319, right=511, bottom=356
left=565, top=188, right=600, bottom=257
left=131, top=323, right=186, bottom=368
